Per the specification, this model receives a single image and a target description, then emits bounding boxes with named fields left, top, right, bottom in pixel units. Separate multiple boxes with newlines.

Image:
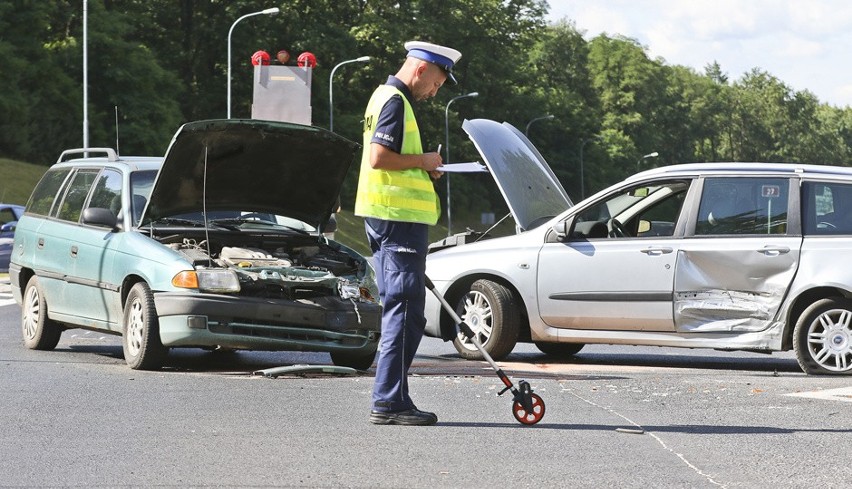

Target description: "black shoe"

left=370, top=408, right=438, bottom=426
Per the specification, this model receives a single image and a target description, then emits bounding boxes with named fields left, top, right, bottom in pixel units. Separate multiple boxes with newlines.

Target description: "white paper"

left=437, top=162, right=487, bottom=173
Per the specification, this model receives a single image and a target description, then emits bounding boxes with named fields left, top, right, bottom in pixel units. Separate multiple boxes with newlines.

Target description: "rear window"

left=695, top=177, right=789, bottom=235
left=802, top=181, right=852, bottom=235
left=26, top=168, right=72, bottom=216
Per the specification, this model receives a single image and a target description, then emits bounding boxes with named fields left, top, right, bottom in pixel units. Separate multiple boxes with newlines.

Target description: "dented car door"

left=674, top=176, right=801, bottom=333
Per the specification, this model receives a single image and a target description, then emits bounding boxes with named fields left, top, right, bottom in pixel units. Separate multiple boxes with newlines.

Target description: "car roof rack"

left=56, top=147, right=119, bottom=163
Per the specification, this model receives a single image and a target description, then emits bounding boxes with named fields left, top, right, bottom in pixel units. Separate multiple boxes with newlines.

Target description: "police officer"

left=355, top=41, right=462, bottom=426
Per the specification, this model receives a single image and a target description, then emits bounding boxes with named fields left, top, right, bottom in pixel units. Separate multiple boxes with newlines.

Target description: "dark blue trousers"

left=365, top=217, right=429, bottom=413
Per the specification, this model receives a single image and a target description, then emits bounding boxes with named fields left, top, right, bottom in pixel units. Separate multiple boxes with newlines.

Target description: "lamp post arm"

left=525, top=114, right=554, bottom=136
left=227, top=8, right=279, bottom=119
left=329, top=56, right=371, bottom=132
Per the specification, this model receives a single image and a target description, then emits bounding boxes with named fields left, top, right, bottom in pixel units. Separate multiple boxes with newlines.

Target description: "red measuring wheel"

left=512, top=392, right=545, bottom=425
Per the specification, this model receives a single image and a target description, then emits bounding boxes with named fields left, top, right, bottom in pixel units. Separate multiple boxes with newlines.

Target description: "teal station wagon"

left=9, top=119, right=381, bottom=370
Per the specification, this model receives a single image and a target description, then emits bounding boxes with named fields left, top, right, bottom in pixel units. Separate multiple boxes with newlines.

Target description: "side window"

left=802, top=181, right=852, bottom=235
left=26, top=168, right=72, bottom=216
left=55, top=170, right=100, bottom=223
left=695, top=177, right=789, bottom=235
left=570, top=180, right=690, bottom=239
left=87, top=169, right=123, bottom=215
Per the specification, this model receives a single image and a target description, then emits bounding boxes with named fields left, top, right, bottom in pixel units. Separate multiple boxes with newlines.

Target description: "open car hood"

left=142, top=119, right=360, bottom=229
left=462, top=119, right=572, bottom=231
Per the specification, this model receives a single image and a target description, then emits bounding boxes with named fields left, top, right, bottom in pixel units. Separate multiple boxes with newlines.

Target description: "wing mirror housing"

left=82, top=207, right=118, bottom=230
left=551, top=220, right=569, bottom=241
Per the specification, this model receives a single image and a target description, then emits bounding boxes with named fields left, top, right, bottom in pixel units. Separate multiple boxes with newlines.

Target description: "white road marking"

left=785, top=386, right=852, bottom=403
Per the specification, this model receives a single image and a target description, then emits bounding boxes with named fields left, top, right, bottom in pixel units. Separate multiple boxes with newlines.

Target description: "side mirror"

left=0, top=222, right=14, bottom=233
left=82, top=207, right=118, bottom=230
left=551, top=220, right=569, bottom=241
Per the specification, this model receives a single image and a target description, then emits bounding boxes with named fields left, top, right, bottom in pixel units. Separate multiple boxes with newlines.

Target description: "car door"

left=537, top=179, right=692, bottom=331
left=48, top=168, right=102, bottom=320
left=673, top=176, right=801, bottom=333
left=68, top=168, right=125, bottom=328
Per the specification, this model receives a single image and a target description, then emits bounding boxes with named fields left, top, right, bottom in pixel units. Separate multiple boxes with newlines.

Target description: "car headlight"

left=172, top=269, right=241, bottom=293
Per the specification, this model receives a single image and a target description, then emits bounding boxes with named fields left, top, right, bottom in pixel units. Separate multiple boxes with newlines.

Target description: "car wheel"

left=453, top=279, right=520, bottom=361
left=534, top=342, right=584, bottom=357
left=330, top=349, right=376, bottom=370
left=21, top=276, right=62, bottom=350
left=793, top=297, right=852, bottom=375
left=122, top=282, right=166, bottom=370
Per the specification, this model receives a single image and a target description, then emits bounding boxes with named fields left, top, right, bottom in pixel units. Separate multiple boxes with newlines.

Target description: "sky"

left=547, top=0, right=852, bottom=108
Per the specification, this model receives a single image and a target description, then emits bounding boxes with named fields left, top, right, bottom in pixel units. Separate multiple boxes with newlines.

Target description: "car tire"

left=21, top=276, right=63, bottom=350
left=453, top=279, right=520, bottom=361
left=122, top=282, right=167, bottom=370
left=534, top=342, right=585, bottom=357
left=793, top=297, right=852, bottom=375
left=330, top=349, right=376, bottom=370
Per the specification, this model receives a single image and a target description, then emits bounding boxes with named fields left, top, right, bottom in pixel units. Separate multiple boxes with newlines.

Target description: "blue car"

left=9, top=119, right=381, bottom=370
left=0, top=203, right=25, bottom=272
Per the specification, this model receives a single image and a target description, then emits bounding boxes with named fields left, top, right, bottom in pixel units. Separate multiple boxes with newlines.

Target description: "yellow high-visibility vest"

left=354, top=85, right=440, bottom=225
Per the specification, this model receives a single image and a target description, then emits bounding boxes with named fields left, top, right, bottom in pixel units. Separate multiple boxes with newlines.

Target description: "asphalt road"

left=1, top=282, right=851, bottom=488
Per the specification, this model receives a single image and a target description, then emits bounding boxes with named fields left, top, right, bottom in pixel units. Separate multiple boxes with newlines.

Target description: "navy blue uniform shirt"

left=370, top=76, right=414, bottom=154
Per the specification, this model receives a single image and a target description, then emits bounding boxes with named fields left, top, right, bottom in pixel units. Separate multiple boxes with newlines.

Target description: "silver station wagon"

left=425, top=118, right=852, bottom=375
left=9, top=119, right=381, bottom=370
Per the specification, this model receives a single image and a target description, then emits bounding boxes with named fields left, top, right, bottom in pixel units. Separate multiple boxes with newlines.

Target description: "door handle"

left=37, top=237, right=44, bottom=249
left=757, top=246, right=790, bottom=256
left=641, top=246, right=673, bottom=256
left=70, top=245, right=78, bottom=258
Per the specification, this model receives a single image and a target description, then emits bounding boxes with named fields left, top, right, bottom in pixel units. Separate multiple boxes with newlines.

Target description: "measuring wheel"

left=512, top=393, right=545, bottom=425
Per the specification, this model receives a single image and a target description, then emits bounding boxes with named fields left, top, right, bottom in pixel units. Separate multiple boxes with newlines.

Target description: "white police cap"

left=405, top=41, right=462, bottom=84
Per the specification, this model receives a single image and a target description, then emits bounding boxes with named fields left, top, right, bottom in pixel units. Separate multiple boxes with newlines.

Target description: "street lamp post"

left=227, top=7, right=279, bottom=119
left=444, top=91, right=479, bottom=236
left=329, top=56, right=371, bottom=132
left=579, top=135, right=602, bottom=200
left=636, top=151, right=659, bottom=171
left=525, top=114, right=554, bottom=137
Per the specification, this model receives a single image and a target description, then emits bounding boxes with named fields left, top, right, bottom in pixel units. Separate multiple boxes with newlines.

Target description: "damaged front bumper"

left=153, top=291, right=382, bottom=354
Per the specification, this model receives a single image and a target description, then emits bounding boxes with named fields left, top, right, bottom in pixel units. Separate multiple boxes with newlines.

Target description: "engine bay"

left=159, top=232, right=377, bottom=303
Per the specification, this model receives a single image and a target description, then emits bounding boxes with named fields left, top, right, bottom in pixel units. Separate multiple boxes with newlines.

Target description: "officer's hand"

left=429, top=169, right=443, bottom=180
left=420, top=152, right=443, bottom=172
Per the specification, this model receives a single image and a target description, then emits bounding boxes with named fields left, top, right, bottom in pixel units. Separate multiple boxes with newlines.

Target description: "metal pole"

left=83, top=0, right=88, bottom=154
left=329, top=56, right=371, bottom=132
left=525, top=114, right=554, bottom=137
left=444, top=92, right=478, bottom=236
left=227, top=7, right=279, bottom=119
left=579, top=139, right=586, bottom=200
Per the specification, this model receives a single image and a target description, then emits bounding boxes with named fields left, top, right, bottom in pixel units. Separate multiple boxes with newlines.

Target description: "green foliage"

left=4, top=0, right=852, bottom=226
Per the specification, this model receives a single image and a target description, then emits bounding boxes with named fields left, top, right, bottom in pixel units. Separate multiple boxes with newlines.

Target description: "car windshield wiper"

left=149, top=217, right=208, bottom=227
left=210, top=217, right=277, bottom=227
left=209, top=217, right=312, bottom=234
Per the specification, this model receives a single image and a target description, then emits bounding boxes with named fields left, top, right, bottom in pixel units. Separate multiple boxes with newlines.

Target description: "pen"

left=436, top=144, right=442, bottom=157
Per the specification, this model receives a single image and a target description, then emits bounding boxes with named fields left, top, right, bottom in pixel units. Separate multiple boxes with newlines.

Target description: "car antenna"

left=114, top=106, right=120, bottom=157
left=202, top=146, right=213, bottom=267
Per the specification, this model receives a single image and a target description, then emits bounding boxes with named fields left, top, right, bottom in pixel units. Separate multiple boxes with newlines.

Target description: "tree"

left=0, top=2, right=80, bottom=163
